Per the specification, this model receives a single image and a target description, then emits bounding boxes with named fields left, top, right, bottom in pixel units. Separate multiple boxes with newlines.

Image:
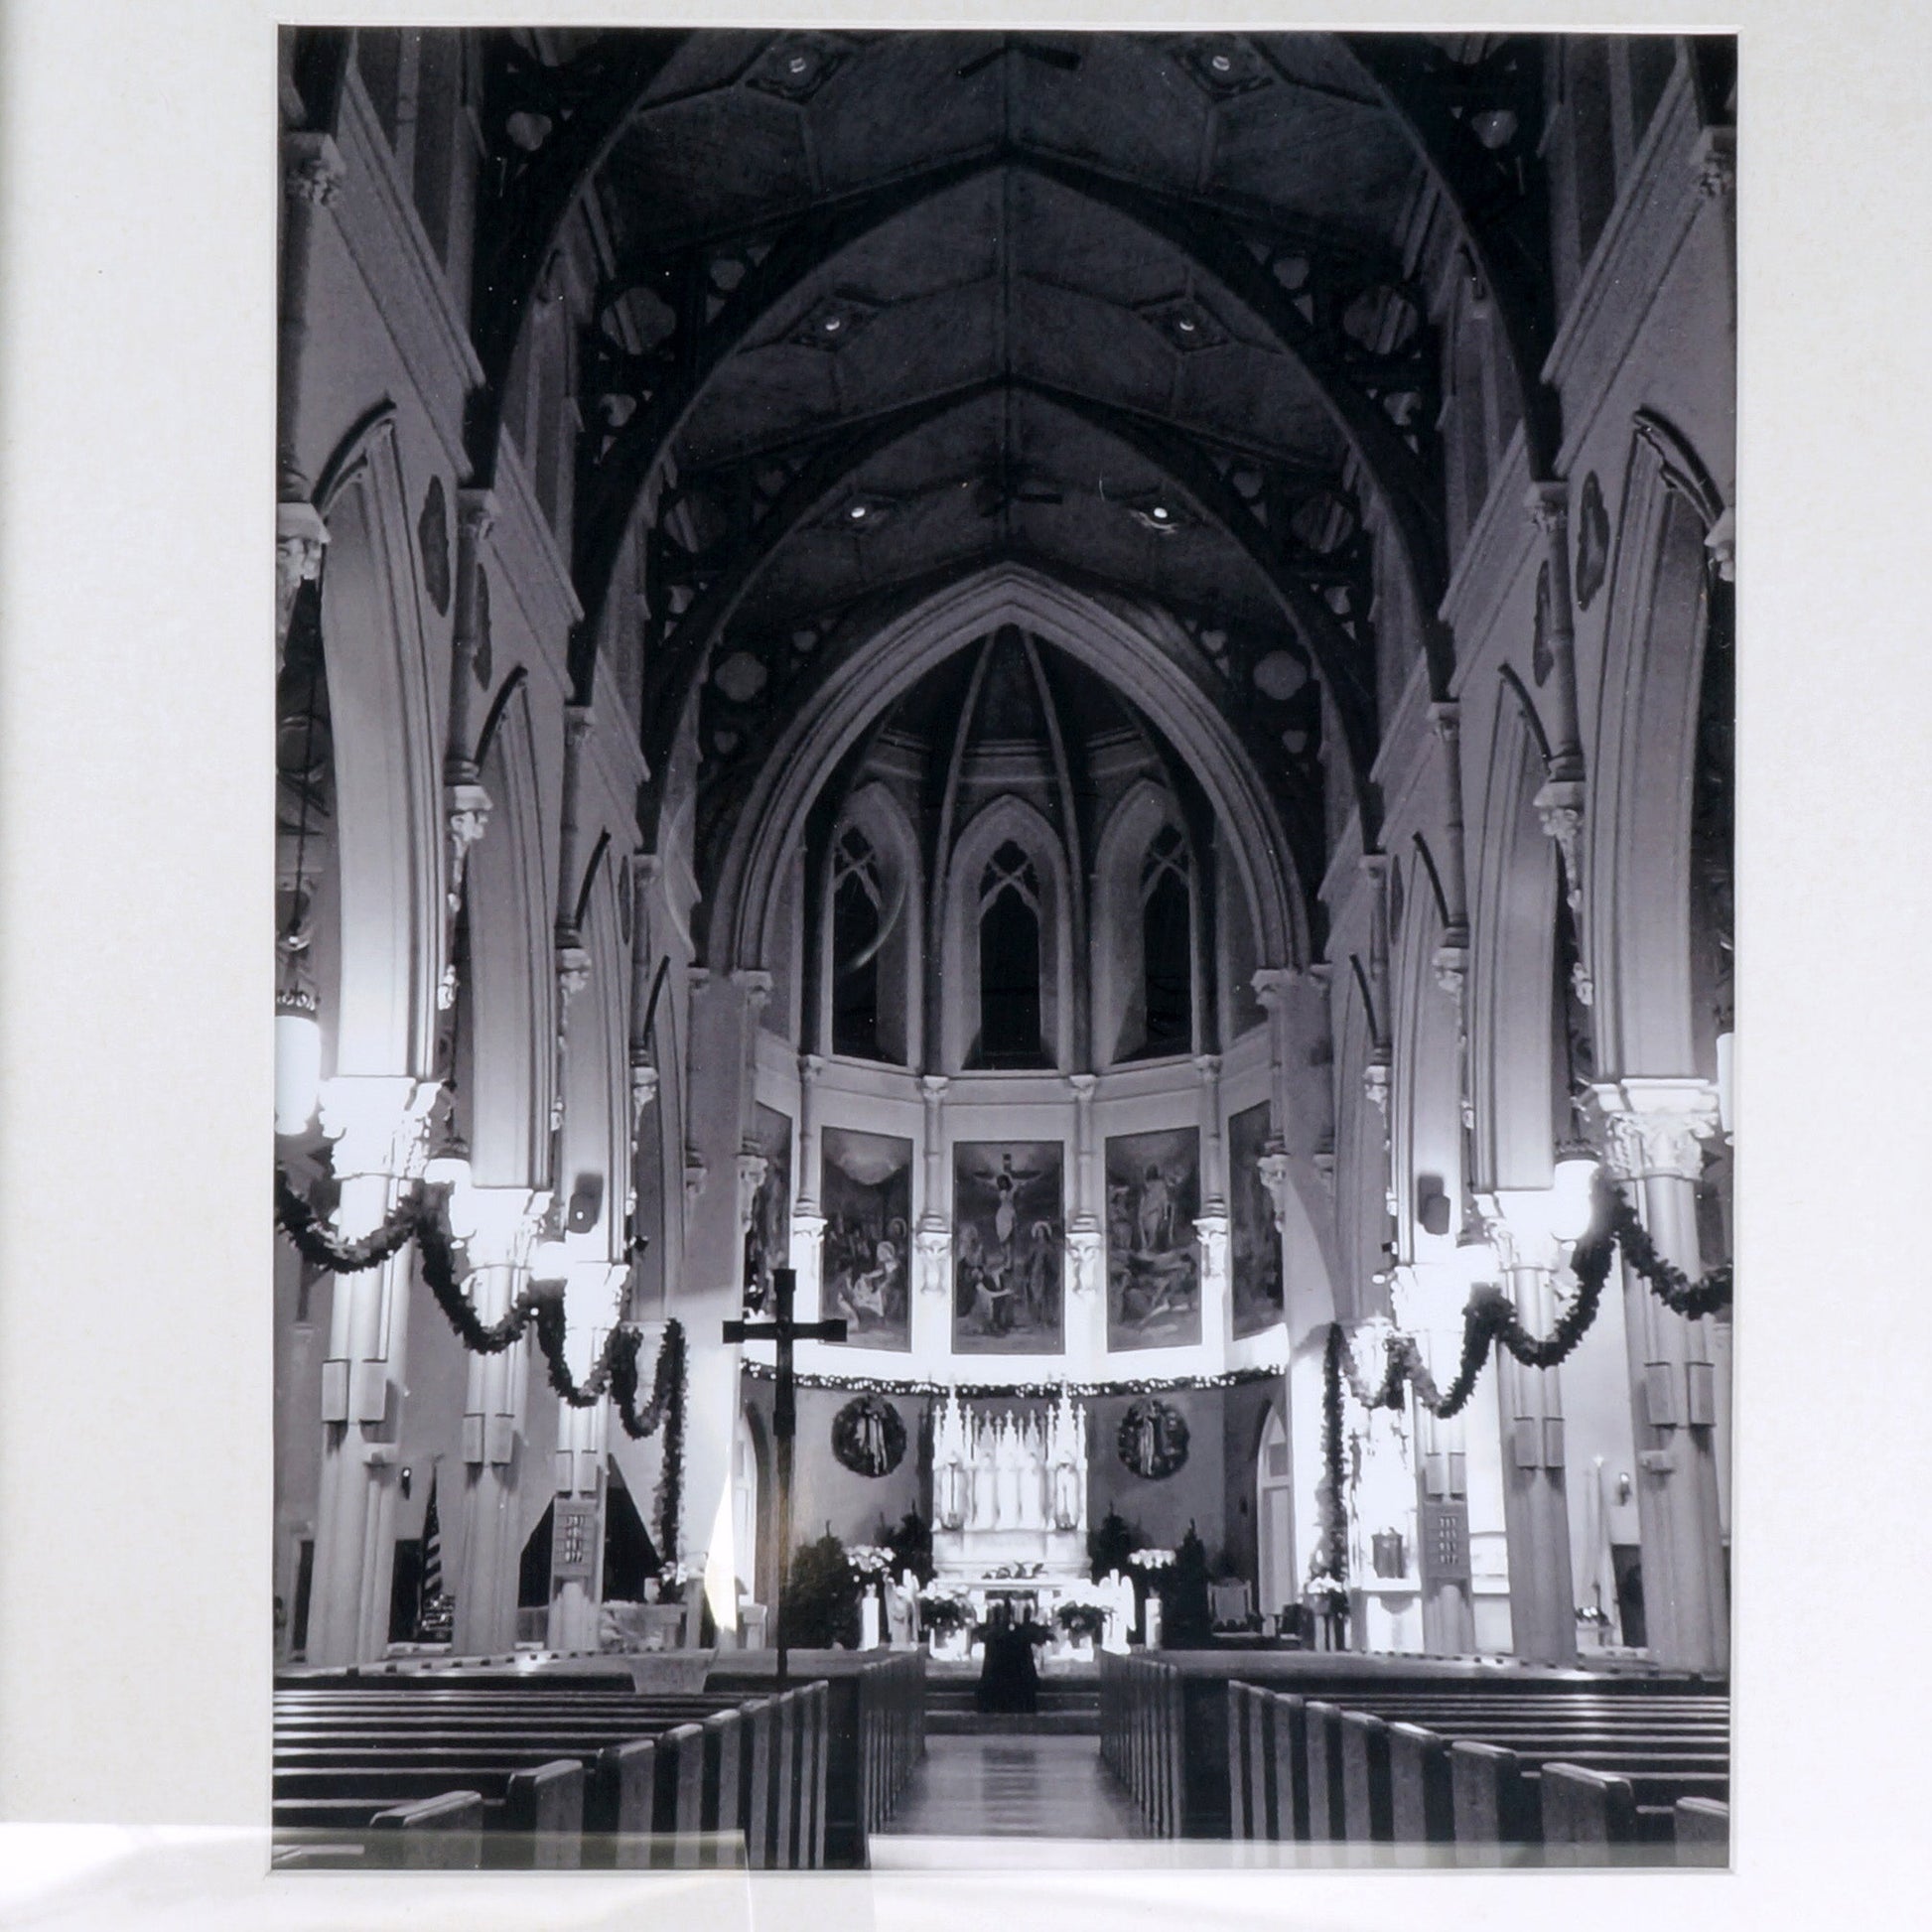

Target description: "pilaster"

left=1587, top=1076, right=1728, bottom=1671
left=1478, top=1192, right=1577, bottom=1665
left=306, top=1074, right=440, bottom=1665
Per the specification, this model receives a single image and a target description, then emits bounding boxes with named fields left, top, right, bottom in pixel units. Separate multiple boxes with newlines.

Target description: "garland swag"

left=1315, top=1172, right=1732, bottom=1593
left=274, top=1169, right=685, bottom=1451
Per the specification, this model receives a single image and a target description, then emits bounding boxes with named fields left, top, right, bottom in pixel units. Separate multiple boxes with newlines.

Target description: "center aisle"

left=872, top=1733, right=1151, bottom=1843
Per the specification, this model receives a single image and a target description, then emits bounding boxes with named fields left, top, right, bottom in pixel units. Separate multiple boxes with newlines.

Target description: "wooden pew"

left=274, top=1684, right=783, bottom=1868
left=1674, top=1795, right=1730, bottom=1866
left=367, top=1789, right=484, bottom=1869
left=1226, top=1677, right=1726, bottom=1863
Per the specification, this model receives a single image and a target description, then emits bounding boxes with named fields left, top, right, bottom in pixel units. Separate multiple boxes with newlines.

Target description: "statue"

left=970, top=1418, right=998, bottom=1531
left=996, top=1412, right=1025, bottom=1527
left=1048, top=1391, right=1084, bottom=1532
left=933, top=1389, right=968, bottom=1531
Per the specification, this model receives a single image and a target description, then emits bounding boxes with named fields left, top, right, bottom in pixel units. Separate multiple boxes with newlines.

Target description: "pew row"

left=705, top=1648, right=924, bottom=1865
left=272, top=1679, right=827, bottom=1869
left=1222, top=1677, right=1729, bottom=1866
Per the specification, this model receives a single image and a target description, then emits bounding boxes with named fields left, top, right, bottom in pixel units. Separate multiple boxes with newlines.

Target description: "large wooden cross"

left=722, top=1266, right=845, bottom=1684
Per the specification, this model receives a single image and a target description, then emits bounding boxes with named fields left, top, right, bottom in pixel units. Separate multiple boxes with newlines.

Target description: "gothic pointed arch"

left=1587, top=414, right=1730, bottom=1079
left=714, top=564, right=1308, bottom=983
left=943, top=792, right=1069, bottom=1074
left=313, top=408, right=445, bottom=1080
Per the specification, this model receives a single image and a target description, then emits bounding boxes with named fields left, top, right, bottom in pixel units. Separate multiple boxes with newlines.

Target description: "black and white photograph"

left=259, top=17, right=1742, bottom=1873
left=27, top=3, right=1932, bottom=1921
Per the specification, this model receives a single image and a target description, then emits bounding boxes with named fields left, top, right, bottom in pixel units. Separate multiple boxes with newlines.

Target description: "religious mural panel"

left=820, top=1125, right=913, bottom=1349
left=952, top=1141, right=1064, bottom=1353
left=746, top=1103, right=791, bottom=1305
left=1104, top=1125, right=1201, bottom=1349
left=1229, top=1102, right=1285, bottom=1338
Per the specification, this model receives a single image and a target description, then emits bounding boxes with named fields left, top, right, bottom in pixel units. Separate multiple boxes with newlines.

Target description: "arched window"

left=831, top=826, right=884, bottom=1059
left=1140, top=826, right=1192, bottom=1055
left=975, top=839, right=1045, bottom=1067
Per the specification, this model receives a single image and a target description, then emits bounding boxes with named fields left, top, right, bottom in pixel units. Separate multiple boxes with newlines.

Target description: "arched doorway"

left=1256, top=1404, right=1294, bottom=1627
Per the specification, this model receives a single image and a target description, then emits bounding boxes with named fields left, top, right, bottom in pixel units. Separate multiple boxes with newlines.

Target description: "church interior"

left=268, top=25, right=1737, bottom=1867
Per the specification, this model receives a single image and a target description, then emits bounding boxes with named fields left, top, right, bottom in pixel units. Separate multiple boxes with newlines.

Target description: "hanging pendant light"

left=276, top=619, right=325, bottom=1139
left=1453, top=1212, right=1499, bottom=1290
left=1549, top=1137, right=1602, bottom=1243
left=275, top=986, right=322, bottom=1136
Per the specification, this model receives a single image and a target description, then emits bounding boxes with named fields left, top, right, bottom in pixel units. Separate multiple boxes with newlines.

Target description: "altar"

left=929, top=1388, right=1091, bottom=1614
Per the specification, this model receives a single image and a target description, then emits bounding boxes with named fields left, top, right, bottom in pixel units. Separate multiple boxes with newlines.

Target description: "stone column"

left=276, top=133, right=343, bottom=669
left=448, top=1182, right=546, bottom=1658
left=790, top=1052, right=828, bottom=1313
left=1590, top=1077, right=1728, bottom=1672
left=1480, top=1198, right=1578, bottom=1666
left=548, top=1260, right=626, bottom=1653
left=441, top=492, right=496, bottom=944
left=1526, top=484, right=1594, bottom=1005
left=1429, top=703, right=1472, bottom=986
left=308, top=1074, right=441, bottom=1665
left=914, top=1074, right=951, bottom=1299
left=1193, top=1054, right=1231, bottom=1322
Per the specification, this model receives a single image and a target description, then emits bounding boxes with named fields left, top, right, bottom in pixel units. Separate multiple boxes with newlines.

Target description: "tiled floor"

left=873, top=1734, right=1150, bottom=1842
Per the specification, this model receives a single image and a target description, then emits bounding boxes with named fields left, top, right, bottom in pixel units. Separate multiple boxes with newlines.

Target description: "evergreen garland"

left=275, top=1168, right=683, bottom=1451
left=1316, top=1172, right=1734, bottom=1593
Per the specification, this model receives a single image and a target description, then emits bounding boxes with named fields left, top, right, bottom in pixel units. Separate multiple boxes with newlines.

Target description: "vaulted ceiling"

left=295, top=27, right=1587, bottom=915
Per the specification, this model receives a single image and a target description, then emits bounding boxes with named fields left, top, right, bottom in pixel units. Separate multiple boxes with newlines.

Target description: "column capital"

left=1524, top=479, right=1570, bottom=536
left=1358, top=850, right=1391, bottom=884
left=1256, top=1149, right=1295, bottom=1234
left=448, top=1183, right=550, bottom=1272
left=563, top=704, right=596, bottom=749
left=1431, top=939, right=1469, bottom=999
left=455, top=485, right=499, bottom=546
left=798, top=1051, right=826, bottom=1086
left=445, top=780, right=492, bottom=906
left=282, top=131, right=345, bottom=207
left=275, top=498, right=330, bottom=663
left=1362, top=1059, right=1391, bottom=1115
left=628, top=1060, right=660, bottom=1127
left=556, top=941, right=592, bottom=1009
left=919, top=1072, right=950, bottom=1104
left=1067, top=1071, right=1098, bottom=1098
left=1250, top=966, right=1296, bottom=1012
left=1427, top=699, right=1461, bottom=742
left=320, top=1075, right=441, bottom=1183
left=1705, top=507, right=1735, bottom=584
left=736, top=1152, right=768, bottom=1233
left=732, top=967, right=773, bottom=1017
left=1693, top=125, right=1735, bottom=204
left=1065, top=1223, right=1104, bottom=1298
left=1192, top=1052, right=1222, bottom=1082
left=914, top=1224, right=952, bottom=1297
left=631, top=850, right=664, bottom=894
left=1475, top=1191, right=1554, bottom=1275
left=1586, top=1078, right=1721, bottom=1180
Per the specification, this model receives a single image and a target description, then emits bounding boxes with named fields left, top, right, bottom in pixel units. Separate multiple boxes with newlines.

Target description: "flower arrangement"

left=1053, top=1586, right=1110, bottom=1641
left=846, top=1543, right=897, bottom=1580
left=1304, top=1571, right=1349, bottom=1608
left=1128, top=1548, right=1174, bottom=1573
left=917, top=1585, right=973, bottom=1634
left=653, top=1559, right=701, bottom=1602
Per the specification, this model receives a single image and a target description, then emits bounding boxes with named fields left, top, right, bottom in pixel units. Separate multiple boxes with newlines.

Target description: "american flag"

left=419, top=1466, right=444, bottom=1607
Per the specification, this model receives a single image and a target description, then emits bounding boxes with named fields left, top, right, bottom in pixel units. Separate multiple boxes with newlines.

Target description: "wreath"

left=1116, top=1397, right=1189, bottom=1480
left=831, top=1394, right=907, bottom=1478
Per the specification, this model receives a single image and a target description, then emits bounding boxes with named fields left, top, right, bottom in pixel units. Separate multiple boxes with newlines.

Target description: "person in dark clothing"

left=973, top=1601, right=1049, bottom=1714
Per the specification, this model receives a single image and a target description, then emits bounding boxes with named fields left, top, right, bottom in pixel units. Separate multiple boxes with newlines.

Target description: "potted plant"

left=1052, top=1587, right=1109, bottom=1656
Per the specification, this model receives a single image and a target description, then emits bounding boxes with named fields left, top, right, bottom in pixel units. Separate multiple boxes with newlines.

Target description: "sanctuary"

left=270, top=24, right=1735, bottom=1867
